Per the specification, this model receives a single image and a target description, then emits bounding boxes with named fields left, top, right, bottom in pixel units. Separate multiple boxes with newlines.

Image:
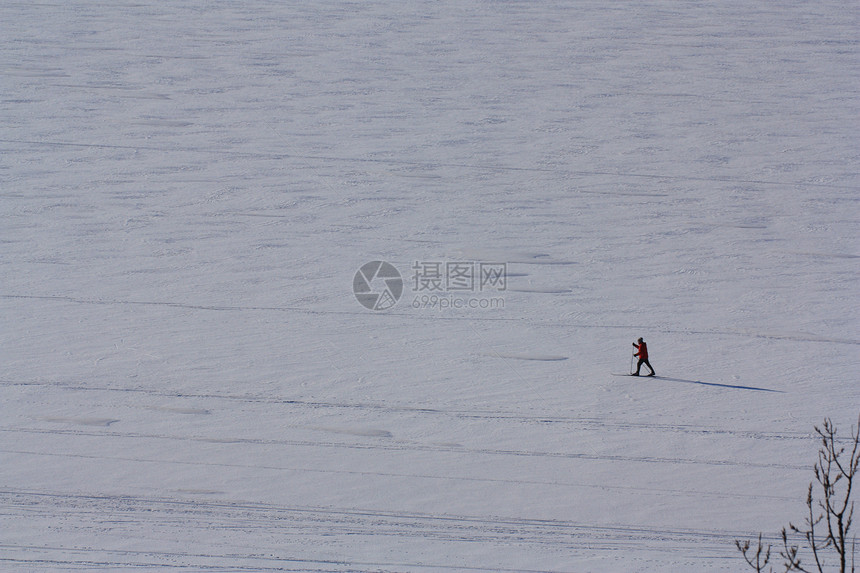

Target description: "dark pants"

left=635, top=358, right=655, bottom=376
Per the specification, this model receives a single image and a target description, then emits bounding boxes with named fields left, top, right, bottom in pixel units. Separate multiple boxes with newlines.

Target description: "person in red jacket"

left=632, top=337, right=655, bottom=376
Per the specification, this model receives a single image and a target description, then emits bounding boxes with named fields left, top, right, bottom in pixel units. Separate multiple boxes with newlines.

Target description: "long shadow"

left=654, top=376, right=784, bottom=393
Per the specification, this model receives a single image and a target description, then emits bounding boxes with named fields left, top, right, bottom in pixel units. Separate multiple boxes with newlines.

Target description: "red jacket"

left=634, top=342, right=648, bottom=360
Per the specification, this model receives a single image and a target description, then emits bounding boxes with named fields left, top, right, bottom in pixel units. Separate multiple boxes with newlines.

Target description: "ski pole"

left=630, top=349, right=636, bottom=375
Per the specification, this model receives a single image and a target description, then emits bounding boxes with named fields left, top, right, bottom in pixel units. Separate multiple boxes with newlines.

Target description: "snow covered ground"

left=2, top=1, right=858, bottom=571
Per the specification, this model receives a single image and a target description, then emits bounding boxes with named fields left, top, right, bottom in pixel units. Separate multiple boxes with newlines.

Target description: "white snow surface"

left=2, top=1, right=859, bottom=571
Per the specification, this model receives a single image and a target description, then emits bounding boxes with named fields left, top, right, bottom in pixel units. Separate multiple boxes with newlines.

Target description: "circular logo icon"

left=353, top=261, right=403, bottom=310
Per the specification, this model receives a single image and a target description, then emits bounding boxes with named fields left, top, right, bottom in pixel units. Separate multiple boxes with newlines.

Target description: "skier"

left=632, top=337, right=655, bottom=376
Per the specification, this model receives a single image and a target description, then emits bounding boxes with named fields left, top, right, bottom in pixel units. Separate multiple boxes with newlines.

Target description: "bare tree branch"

left=737, top=414, right=859, bottom=573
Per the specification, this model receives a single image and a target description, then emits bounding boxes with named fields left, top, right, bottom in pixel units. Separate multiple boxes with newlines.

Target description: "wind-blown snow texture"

left=2, top=2, right=858, bottom=571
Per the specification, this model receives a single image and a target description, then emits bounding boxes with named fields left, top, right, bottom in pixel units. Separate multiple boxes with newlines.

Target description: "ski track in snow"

left=0, top=425, right=809, bottom=472
left=0, top=378, right=819, bottom=442
left=0, top=488, right=760, bottom=572
left=3, top=293, right=857, bottom=346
